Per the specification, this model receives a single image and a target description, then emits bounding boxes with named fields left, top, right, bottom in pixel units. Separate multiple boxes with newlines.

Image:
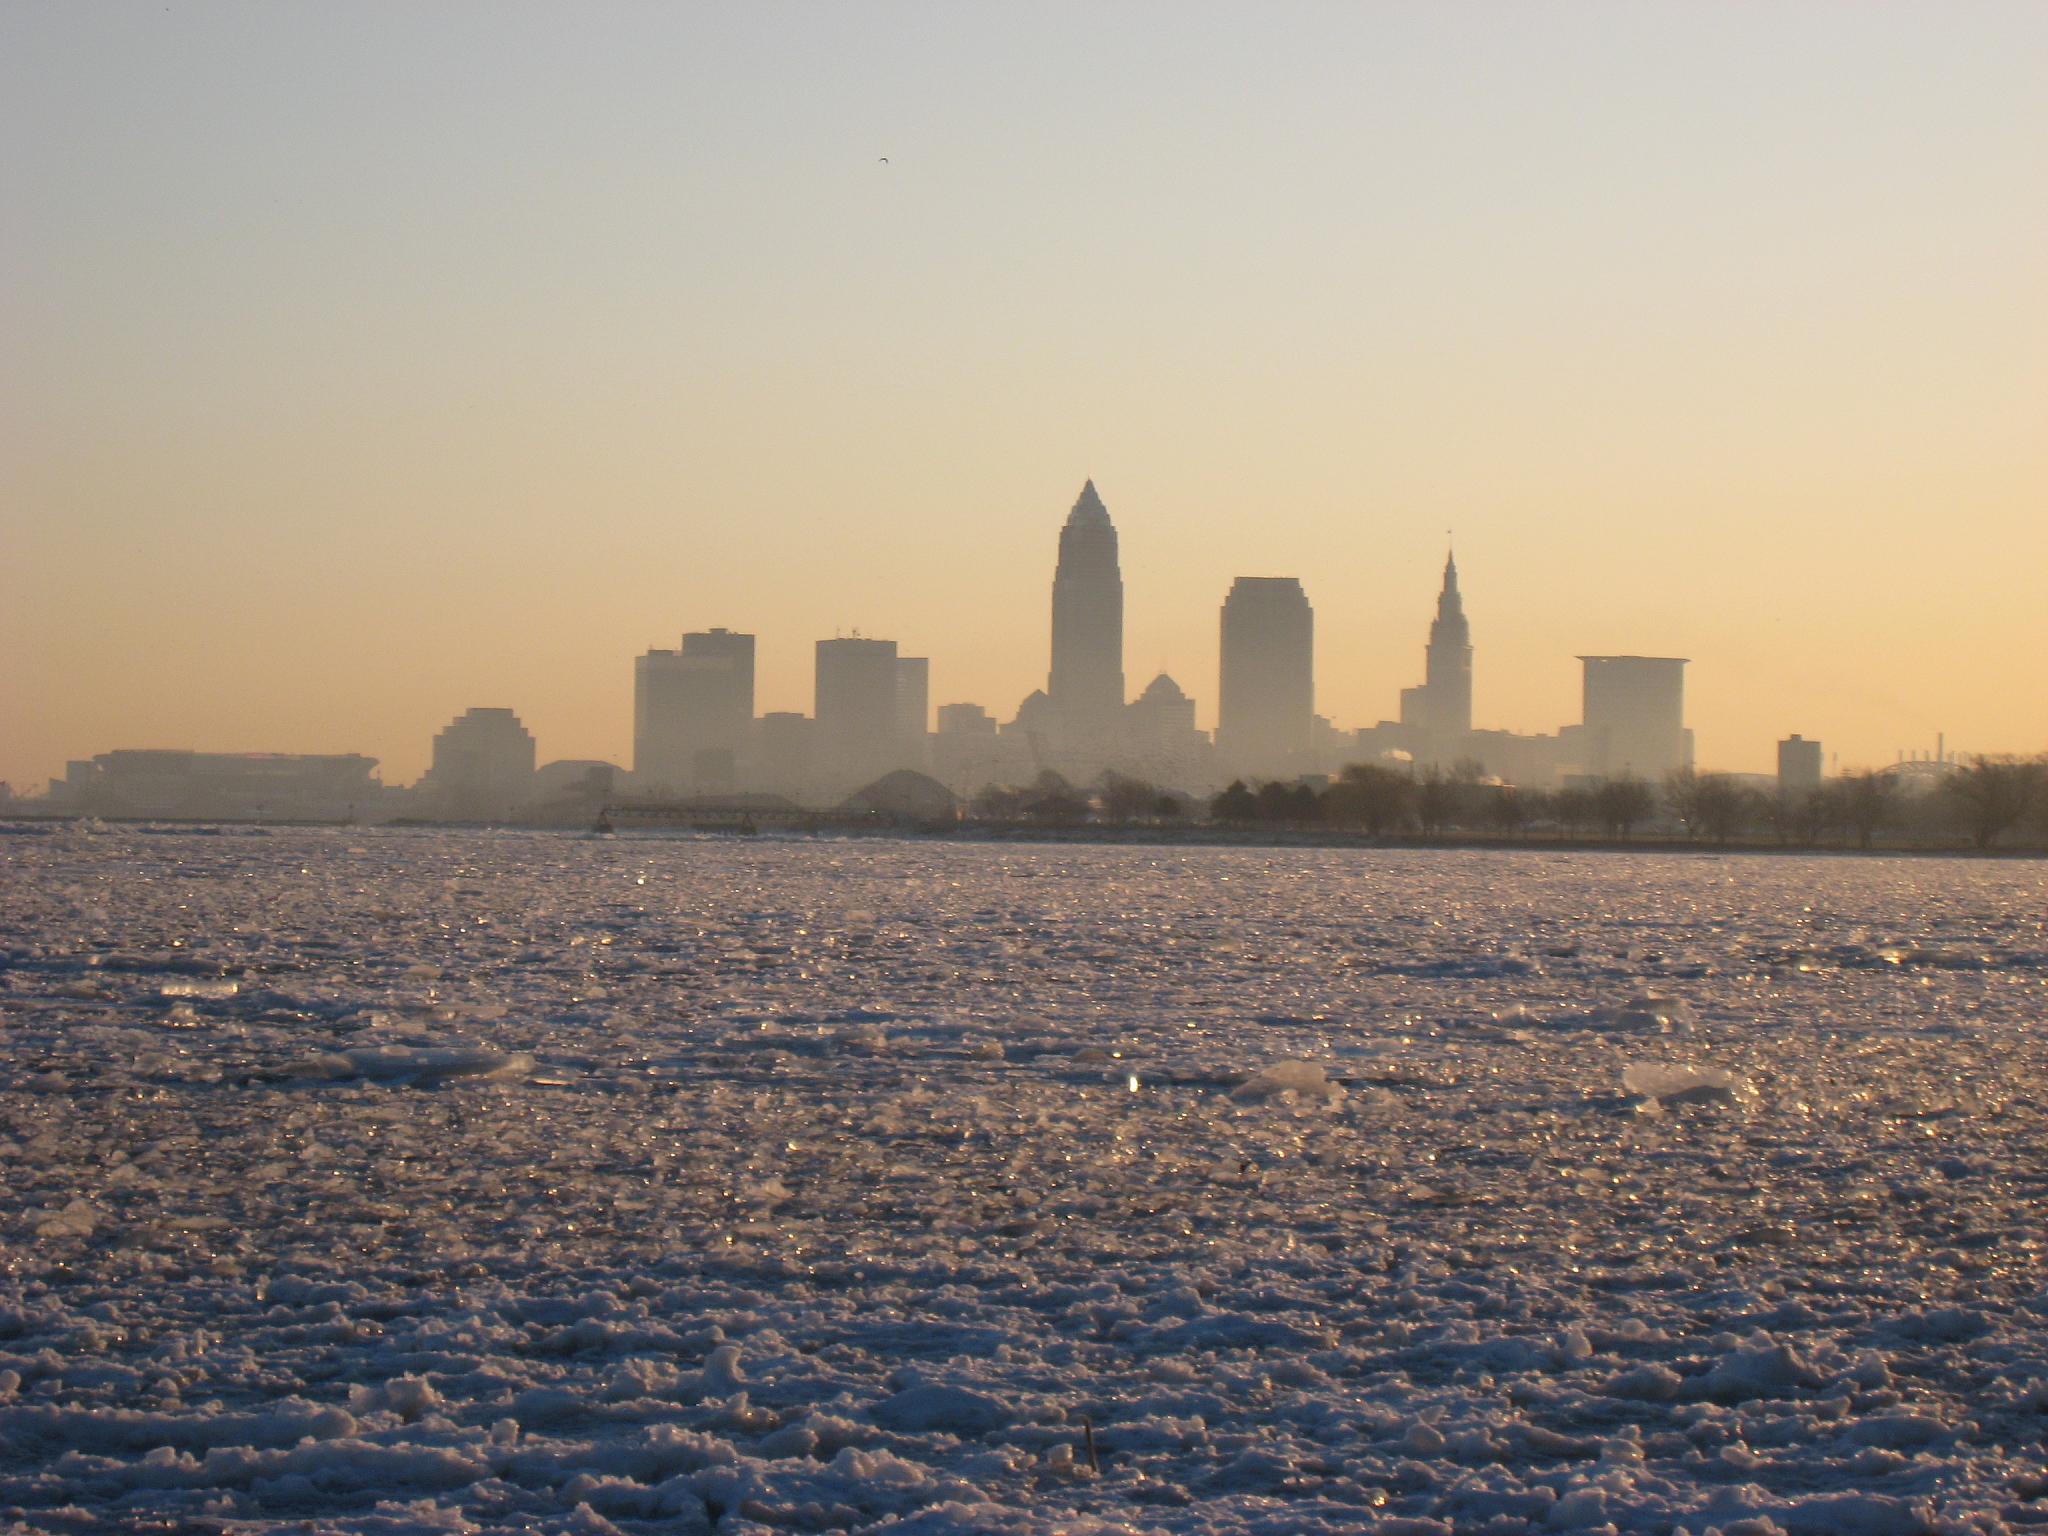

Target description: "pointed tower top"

left=1067, top=479, right=1110, bottom=526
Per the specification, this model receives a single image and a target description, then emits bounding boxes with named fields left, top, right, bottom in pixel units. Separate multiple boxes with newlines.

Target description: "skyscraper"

left=1576, top=656, right=1692, bottom=779
left=1217, top=577, right=1314, bottom=779
left=894, top=655, right=930, bottom=768
left=1423, top=553, right=1473, bottom=736
left=815, top=636, right=922, bottom=793
left=1048, top=480, right=1124, bottom=723
left=1397, top=552, right=1475, bottom=765
left=633, top=628, right=755, bottom=793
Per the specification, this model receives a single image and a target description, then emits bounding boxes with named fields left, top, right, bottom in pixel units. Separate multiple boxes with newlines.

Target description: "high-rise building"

left=1574, top=657, right=1692, bottom=780
left=894, top=655, right=930, bottom=764
left=936, top=703, right=997, bottom=738
left=1126, top=673, right=1210, bottom=788
left=933, top=703, right=1004, bottom=797
left=1048, top=480, right=1125, bottom=725
left=422, top=708, right=536, bottom=820
left=754, top=712, right=814, bottom=798
left=1216, top=577, right=1314, bottom=779
left=1778, top=735, right=1823, bottom=793
left=634, top=628, right=755, bottom=793
left=1399, top=553, right=1473, bottom=754
left=816, top=636, right=917, bottom=793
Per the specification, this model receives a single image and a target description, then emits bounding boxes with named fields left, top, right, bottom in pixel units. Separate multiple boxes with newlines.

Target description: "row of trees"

left=1659, top=757, right=2048, bottom=851
left=1216, top=756, right=2048, bottom=849
left=966, top=756, right=2048, bottom=850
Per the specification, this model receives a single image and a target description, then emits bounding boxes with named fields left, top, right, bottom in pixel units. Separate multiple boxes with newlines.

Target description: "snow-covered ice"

left=2, top=826, right=2046, bottom=1534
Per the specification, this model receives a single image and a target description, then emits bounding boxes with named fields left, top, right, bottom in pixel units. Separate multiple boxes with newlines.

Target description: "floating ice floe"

left=1622, top=1059, right=1750, bottom=1107
left=1230, top=1060, right=1346, bottom=1107
left=289, top=1046, right=538, bottom=1084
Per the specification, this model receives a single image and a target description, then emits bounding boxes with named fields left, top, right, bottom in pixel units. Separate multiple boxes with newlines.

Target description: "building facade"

left=1047, top=480, right=1125, bottom=732
left=815, top=636, right=924, bottom=796
left=633, top=628, right=755, bottom=794
left=421, top=708, right=536, bottom=820
left=1216, top=577, right=1314, bottom=780
left=1778, top=734, right=1823, bottom=793
left=1567, top=656, right=1692, bottom=780
left=1397, top=553, right=1474, bottom=761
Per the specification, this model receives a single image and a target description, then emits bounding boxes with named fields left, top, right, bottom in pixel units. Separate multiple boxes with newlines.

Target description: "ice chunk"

left=158, top=978, right=239, bottom=999
left=1600, top=994, right=1697, bottom=1032
left=1622, top=1060, right=1747, bottom=1106
left=294, top=1046, right=537, bottom=1084
left=873, top=1383, right=1009, bottom=1437
left=1230, top=1060, right=1346, bottom=1107
left=1696, top=1338, right=1827, bottom=1401
left=699, top=1344, right=745, bottom=1393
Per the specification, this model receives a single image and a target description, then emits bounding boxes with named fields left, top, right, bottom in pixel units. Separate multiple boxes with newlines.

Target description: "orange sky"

left=4, top=4, right=2044, bottom=789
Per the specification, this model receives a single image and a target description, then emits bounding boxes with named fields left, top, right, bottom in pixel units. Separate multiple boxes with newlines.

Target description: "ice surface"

left=2, top=828, right=2044, bottom=1533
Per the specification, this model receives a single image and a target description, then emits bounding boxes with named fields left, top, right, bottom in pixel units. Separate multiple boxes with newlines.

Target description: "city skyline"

left=5, top=5, right=2045, bottom=788
left=2, top=480, right=2034, bottom=792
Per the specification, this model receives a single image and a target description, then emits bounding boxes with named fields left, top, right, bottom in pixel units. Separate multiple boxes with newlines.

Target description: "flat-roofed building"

left=1570, top=656, right=1692, bottom=780
left=634, top=628, right=755, bottom=793
left=1217, top=577, right=1314, bottom=780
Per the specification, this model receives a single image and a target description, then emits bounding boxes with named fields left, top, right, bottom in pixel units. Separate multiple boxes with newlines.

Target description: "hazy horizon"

left=5, top=3, right=2044, bottom=790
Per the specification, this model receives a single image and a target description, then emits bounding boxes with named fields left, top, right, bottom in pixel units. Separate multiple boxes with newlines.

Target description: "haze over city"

left=4, top=3, right=2045, bottom=791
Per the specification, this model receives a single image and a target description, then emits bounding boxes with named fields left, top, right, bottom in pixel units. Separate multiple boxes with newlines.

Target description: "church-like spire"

left=1437, top=548, right=1464, bottom=620
left=1067, top=478, right=1109, bottom=526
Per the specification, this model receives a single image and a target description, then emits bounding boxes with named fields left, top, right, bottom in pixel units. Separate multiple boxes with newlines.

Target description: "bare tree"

left=1944, top=755, right=2045, bottom=850
left=1324, top=762, right=1415, bottom=837
left=1023, top=769, right=1089, bottom=824
left=1693, top=774, right=1756, bottom=844
left=1764, top=787, right=1832, bottom=847
left=1593, top=775, right=1654, bottom=841
left=1483, top=784, right=1532, bottom=838
left=1550, top=785, right=1594, bottom=838
left=1830, top=770, right=1896, bottom=850
left=1416, top=766, right=1458, bottom=836
left=1096, top=772, right=1161, bottom=823
left=1210, top=780, right=1257, bottom=824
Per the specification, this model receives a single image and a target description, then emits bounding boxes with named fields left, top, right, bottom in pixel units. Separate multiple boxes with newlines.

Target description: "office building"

left=1216, top=577, right=1314, bottom=779
left=816, top=636, right=918, bottom=793
left=634, top=628, right=755, bottom=793
left=1397, top=552, right=1474, bottom=761
left=895, top=655, right=930, bottom=768
left=421, top=708, right=536, bottom=820
left=1778, top=735, right=1823, bottom=793
left=1569, top=657, right=1692, bottom=780
left=1047, top=480, right=1125, bottom=729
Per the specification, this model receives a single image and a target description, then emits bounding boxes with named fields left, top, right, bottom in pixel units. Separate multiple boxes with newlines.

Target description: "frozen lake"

left=2, top=827, right=2045, bottom=1535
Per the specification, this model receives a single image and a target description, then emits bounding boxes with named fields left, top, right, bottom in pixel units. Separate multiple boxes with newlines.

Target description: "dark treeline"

left=965, top=756, right=2048, bottom=852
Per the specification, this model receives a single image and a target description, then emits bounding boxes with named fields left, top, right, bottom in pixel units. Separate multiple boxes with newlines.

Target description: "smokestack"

left=1937, top=732, right=1945, bottom=764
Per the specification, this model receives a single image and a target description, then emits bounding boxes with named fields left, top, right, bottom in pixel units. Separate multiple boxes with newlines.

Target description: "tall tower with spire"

left=1423, top=551, right=1473, bottom=737
left=1399, top=551, right=1474, bottom=758
left=1047, top=480, right=1125, bottom=722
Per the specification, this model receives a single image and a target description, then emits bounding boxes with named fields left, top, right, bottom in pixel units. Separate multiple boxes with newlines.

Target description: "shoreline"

left=5, top=813, right=2042, bottom=859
